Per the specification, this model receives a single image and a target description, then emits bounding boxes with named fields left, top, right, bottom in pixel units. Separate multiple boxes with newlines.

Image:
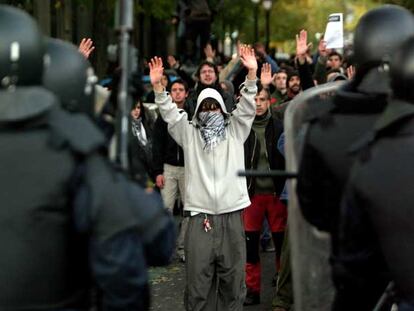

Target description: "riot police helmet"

left=43, top=38, right=97, bottom=116
left=390, top=36, right=414, bottom=102
left=0, top=5, right=45, bottom=88
left=353, top=5, right=414, bottom=75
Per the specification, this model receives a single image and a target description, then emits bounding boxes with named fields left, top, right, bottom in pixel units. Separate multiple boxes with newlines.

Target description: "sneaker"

left=243, top=291, right=260, bottom=306
left=261, top=238, right=276, bottom=252
left=175, top=251, right=185, bottom=263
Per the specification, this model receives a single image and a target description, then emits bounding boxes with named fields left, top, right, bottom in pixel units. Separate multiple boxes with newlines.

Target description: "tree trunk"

left=92, top=0, right=111, bottom=78
left=55, top=0, right=73, bottom=41
left=33, top=0, right=51, bottom=36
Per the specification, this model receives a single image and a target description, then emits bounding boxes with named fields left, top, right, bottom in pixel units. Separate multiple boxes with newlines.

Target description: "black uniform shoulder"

left=349, top=99, right=414, bottom=159
left=333, top=88, right=387, bottom=115
left=304, top=81, right=387, bottom=126
left=47, top=108, right=106, bottom=155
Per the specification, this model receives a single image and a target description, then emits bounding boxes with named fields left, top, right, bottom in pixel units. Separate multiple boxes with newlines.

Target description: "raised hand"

left=347, top=65, right=355, bottom=80
left=296, top=29, right=310, bottom=57
left=149, top=57, right=164, bottom=92
left=78, top=38, right=95, bottom=59
left=260, top=63, right=273, bottom=87
left=204, top=43, right=216, bottom=62
left=239, top=44, right=258, bottom=80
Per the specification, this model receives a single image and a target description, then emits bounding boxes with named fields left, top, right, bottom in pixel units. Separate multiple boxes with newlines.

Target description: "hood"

left=191, top=88, right=230, bottom=125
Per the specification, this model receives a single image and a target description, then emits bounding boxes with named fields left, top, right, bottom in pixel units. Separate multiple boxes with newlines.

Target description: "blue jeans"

left=260, top=218, right=272, bottom=250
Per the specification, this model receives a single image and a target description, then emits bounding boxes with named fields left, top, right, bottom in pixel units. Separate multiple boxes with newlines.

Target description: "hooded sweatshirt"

left=155, top=78, right=257, bottom=215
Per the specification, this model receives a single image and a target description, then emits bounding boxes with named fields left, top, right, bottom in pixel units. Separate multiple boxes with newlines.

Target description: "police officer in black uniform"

left=295, top=5, right=414, bottom=311
left=0, top=5, right=175, bottom=311
left=338, top=35, right=414, bottom=311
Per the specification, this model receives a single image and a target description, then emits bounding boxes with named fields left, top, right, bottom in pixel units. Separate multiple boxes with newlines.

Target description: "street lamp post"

left=263, top=0, right=272, bottom=51
left=251, top=0, right=260, bottom=43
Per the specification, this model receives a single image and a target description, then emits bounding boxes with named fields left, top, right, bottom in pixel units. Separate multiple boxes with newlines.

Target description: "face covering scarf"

left=198, top=111, right=226, bottom=152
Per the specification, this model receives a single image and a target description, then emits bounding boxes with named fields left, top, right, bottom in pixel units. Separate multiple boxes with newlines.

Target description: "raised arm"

left=255, top=43, right=279, bottom=73
left=230, top=45, right=258, bottom=142
left=240, top=45, right=258, bottom=80
left=149, top=57, right=165, bottom=93
left=314, top=38, right=330, bottom=84
left=260, top=63, right=274, bottom=89
left=295, top=29, right=315, bottom=90
left=78, top=38, right=95, bottom=59
left=149, top=57, right=190, bottom=146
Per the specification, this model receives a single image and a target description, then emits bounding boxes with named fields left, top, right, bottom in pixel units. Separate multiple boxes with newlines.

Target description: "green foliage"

left=211, top=0, right=346, bottom=48
left=212, top=0, right=255, bottom=41
left=140, top=0, right=175, bottom=20
left=212, top=0, right=385, bottom=52
left=75, top=0, right=176, bottom=20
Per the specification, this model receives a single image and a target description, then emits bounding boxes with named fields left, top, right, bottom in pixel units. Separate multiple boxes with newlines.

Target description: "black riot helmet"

left=43, top=38, right=97, bottom=116
left=390, top=36, right=414, bottom=103
left=0, top=5, right=45, bottom=87
left=353, top=5, right=414, bottom=75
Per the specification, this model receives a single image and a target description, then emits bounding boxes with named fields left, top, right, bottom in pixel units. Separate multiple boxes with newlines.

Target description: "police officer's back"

left=297, top=5, right=414, bottom=238
left=339, top=35, right=414, bottom=311
left=295, top=5, right=414, bottom=311
left=0, top=6, right=175, bottom=310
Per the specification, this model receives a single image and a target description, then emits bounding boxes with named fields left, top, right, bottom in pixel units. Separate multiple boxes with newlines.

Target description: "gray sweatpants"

left=184, top=211, right=246, bottom=311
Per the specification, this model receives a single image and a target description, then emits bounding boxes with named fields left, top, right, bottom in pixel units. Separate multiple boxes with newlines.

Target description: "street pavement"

left=149, top=250, right=277, bottom=311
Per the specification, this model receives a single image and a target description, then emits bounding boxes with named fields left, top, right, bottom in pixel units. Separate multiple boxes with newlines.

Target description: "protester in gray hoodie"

left=149, top=45, right=258, bottom=310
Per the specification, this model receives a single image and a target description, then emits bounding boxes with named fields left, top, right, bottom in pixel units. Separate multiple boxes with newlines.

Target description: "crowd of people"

left=1, top=2, right=414, bottom=311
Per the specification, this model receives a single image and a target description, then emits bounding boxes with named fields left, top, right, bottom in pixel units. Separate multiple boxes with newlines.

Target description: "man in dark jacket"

left=243, top=85, right=286, bottom=306
left=272, top=70, right=302, bottom=121
left=296, top=5, right=414, bottom=311
left=153, top=79, right=189, bottom=261
left=0, top=8, right=175, bottom=310
left=271, top=69, right=288, bottom=108
left=338, top=35, right=414, bottom=311
left=186, top=60, right=235, bottom=119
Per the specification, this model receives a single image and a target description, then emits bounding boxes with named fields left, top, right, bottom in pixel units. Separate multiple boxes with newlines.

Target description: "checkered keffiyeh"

left=198, top=111, right=226, bottom=153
